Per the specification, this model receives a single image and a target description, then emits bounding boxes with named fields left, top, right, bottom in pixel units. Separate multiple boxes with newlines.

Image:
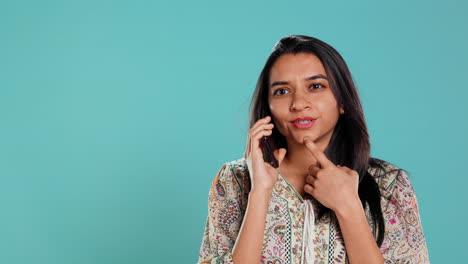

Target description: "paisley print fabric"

left=197, top=157, right=430, bottom=263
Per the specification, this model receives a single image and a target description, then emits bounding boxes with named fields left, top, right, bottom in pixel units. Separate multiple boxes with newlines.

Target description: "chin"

left=294, top=134, right=313, bottom=144
left=301, top=134, right=319, bottom=144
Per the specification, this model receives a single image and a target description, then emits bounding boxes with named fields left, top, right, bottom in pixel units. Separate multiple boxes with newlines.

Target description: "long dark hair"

left=249, top=35, right=386, bottom=247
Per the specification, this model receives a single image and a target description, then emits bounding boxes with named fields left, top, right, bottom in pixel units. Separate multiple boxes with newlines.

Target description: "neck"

left=280, top=134, right=331, bottom=179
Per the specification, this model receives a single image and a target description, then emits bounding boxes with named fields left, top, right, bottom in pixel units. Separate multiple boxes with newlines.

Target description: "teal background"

left=1, top=0, right=466, bottom=263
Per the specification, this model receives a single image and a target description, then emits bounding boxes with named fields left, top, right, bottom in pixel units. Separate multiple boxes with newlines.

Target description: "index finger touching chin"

left=303, top=137, right=334, bottom=168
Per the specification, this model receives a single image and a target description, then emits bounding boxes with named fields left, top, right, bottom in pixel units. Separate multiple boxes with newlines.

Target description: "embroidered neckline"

left=278, top=170, right=305, bottom=203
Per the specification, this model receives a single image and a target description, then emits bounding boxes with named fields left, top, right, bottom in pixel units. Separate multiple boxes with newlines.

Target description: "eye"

left=273, top=88, right=289, bottom=96
left=310, top=83, right=325, bottom=90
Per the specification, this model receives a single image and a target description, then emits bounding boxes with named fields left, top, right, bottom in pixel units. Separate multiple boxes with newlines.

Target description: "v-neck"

left=278, top=170, right=305, bottom=203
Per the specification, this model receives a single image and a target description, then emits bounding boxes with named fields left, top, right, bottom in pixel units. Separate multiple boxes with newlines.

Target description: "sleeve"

left=196, top=162, right=245, bottom=264
left=379, top=169, right=431, bottom=264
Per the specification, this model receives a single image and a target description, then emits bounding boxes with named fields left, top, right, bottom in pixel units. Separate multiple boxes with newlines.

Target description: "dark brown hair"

left=249, top=35, right=386, bottom=247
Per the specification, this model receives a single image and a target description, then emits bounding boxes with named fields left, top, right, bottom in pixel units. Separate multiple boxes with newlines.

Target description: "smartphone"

left=261, top=136, right=279, bottom=168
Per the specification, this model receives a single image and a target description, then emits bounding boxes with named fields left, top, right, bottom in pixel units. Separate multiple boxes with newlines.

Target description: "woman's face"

left=268, top=52, right=343, bottom=147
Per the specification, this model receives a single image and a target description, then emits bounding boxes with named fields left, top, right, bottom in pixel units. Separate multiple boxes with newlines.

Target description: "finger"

left=305, top=174, right=316, bottom=185
left=308, top=164, right=320, bottom=175
left=303, top=137, right=335, bottom=168
left=250, top=128, right=273, bottom=158
left=274, top=148, right=287, bottom=166
left=249, top=122, right=274, bottom=137
left=246, top=116, right=274, bottom=158
left=304, top=183, right=314, bottom=194
left=249, top=116, right=273, bottom=133
left=244, top=133, right=250, bottom=159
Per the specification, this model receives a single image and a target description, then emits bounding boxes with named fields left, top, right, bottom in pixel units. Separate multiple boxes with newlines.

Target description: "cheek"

left=269, top=103, right=283, bottom=121
left=269, top=105, right=288, bottom=132
left=318, top=96, right=340, bottom=117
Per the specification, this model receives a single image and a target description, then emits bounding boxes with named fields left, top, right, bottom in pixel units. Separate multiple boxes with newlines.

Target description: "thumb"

left=274, top=148, right=287, bottom=166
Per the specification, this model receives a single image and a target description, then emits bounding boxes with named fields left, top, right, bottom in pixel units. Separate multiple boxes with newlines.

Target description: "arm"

left=197, top=163, right=241, bottom=264
left=379, top=169, right=431, bottom=263
left=197, top=163, right=273, bottom=264
left=231, top=189, right=272, bottom=264
left=334, top=198, right=385, bottom=264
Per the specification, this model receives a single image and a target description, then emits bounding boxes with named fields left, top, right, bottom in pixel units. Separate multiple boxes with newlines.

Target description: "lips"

left=291, top=117, right=316, bottom=123
left=290, top=117, right=316, bottom=129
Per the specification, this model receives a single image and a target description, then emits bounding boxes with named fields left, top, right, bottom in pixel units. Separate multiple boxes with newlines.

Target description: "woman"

left=197, top=35, right=430, bottom=264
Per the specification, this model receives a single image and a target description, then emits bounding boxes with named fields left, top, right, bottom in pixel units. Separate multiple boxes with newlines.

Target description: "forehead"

left=269, top=53, right=327, bottom=83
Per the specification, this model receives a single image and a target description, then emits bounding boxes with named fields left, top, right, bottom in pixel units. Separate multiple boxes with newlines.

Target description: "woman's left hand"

left=302, top=136, right=360, bottom=212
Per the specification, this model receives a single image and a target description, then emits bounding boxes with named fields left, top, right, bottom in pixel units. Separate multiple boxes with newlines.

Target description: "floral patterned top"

left=197, top=157, right=430, bottom=264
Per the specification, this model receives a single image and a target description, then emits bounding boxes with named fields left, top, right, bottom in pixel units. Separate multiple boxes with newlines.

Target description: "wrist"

left=249, top=187, right=274, bottom=198
left=334, top=197, right=363, bottom=218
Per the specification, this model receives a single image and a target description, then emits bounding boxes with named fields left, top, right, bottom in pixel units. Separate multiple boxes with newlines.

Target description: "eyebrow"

left=270, top=74, right=328, bottom=89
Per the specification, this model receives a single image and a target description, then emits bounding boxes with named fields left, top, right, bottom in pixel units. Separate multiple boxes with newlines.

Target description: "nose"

left=290, top=90, right=311, bottom=111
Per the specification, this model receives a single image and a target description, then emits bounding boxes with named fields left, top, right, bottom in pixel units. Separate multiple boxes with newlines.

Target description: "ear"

left=339, top=104, right=344, bottom=114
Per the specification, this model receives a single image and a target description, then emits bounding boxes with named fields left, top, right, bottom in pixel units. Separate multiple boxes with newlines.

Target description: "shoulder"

left=367, top=157, right=413, bottom=198
left=225, top=157, right=251, bottom=195
left=211, top=157, right=251, bottom=198
left=369, top=159, right=430, bottom=262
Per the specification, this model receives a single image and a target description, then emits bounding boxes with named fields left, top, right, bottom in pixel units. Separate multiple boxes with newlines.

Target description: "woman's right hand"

left=243, top=116, right=287, bottom=193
